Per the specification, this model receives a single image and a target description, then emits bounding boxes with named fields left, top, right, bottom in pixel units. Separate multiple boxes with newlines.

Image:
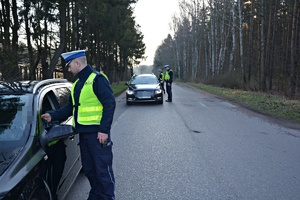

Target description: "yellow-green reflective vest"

left=160, top=72, right=165, bottom=81
left=71, top=73, right=103, bottom=125
left=165, top=69, right=172, bottom=81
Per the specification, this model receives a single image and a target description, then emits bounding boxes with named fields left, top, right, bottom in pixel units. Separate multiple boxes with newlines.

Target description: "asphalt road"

left=65, top=83, right=300, bottom=200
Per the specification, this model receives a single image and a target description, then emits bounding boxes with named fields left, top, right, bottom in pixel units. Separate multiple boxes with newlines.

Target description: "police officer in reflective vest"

left=164, top=65, right=173, bottom=102
left=158, top=69, right=165, bottom=94
left=41, top=50, right=116, bottom=200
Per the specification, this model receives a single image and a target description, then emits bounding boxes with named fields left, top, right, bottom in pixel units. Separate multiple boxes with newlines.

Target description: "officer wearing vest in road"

left=158, top=69, right=165, bottom=94
left=41, top=50, right=116, bottom=200
left=164, top=65, right=173, bottom=102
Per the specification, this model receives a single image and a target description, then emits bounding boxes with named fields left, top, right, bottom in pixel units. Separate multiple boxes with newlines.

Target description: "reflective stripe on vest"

left=71, top=72, right=103, bottom=125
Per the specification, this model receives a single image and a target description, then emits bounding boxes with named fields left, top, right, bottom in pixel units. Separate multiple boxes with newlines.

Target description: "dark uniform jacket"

left=50, top=65, right=116, bottom=136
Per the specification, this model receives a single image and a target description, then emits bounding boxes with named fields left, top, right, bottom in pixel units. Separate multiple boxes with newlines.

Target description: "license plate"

left=137, top=91, right=151, bottom=99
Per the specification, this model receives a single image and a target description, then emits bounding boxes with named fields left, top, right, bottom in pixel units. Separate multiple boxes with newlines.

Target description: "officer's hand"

left=97, top=132, right=108, bottom=144
left=41, top=113, right=52, bottom=123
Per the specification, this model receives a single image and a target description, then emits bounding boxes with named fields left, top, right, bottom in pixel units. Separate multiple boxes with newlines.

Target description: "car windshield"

left=130, top=75, right=158, bottom=84
left=0, top=94, right=30, bottom=143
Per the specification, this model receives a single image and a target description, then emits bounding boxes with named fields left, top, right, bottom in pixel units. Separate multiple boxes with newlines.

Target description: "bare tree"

left=48, top=0, right=67, bottom=79
left=260, top=0, right=267, bottom=91
left=22, top=0, right=36, bottom=80
left=289, top=1, right=298, bottom=97
left=208, top=0, right=216, bottom=79
left=238, top=0, right=245, bottom=85
left=216, top=1, right=229, bottom=76
left=0, top=0, right=20, bottom=80
left=229, top=0, right=236, bottom=72
left=157, top=0, right=300, bottom=97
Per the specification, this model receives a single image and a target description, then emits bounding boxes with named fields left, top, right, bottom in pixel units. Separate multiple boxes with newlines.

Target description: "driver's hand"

left=41, top=113, right=52, bottom=123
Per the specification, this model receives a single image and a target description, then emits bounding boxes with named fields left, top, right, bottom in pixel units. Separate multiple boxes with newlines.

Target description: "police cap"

left=61, top=50, right=86, bottom=67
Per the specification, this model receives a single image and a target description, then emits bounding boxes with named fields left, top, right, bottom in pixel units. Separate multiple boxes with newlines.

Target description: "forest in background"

left=0, top=0, right=145, bottom=83
left=1, top=0, right=299, bottom=99
left=154, top=0, right=300, bottom=98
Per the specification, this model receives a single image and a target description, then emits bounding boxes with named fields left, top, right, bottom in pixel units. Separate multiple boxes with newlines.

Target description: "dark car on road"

left=0, top=79, right=81, bottom=200
left=125, top=74, right=163, bottom=105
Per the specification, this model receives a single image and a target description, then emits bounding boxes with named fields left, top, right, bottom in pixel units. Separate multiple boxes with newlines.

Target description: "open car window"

left=54, top=87, right=71, bottom=108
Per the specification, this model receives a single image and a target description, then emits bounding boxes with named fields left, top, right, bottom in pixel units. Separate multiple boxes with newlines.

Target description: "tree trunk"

left=202, top=1, right=209, bottom=79
left=268, top=0, right=278, bottom=91
left=217, top=1, right=227, bottom=75
left=260, top=0, right=267, bottom=91
left=41, top=1, right=49, bottom=79
left=208, top=0, right=215, bottom=79
left=229, top=0, right=236, bottom=72
left=11, top=0, right=18, bottom=53
left=24, top=0, right=36, bottom=80
left=289, top=1, right=297, bottom=97
left=0, top=0, right=19, bottom=80
left=247, top=0, right=254, bottom=85
left=49, top=0, right=67, bottom=77
left=238, top=0, right=245, bottom=85
left=1, top=0, right=10, bottom=51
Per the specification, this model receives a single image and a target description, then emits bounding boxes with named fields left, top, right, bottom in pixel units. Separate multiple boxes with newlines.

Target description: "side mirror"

left=125, top=82, right=129, bottom=86
left=40, top=125, right=76, bottom=149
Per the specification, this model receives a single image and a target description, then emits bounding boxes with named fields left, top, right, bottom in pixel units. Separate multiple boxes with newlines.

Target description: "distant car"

left=125, top=73, right=163, bottom=105
left=0, top=79, right=81, bottom=200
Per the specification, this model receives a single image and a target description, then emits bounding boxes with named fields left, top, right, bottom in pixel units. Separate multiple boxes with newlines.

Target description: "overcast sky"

left=133, top=0, right=179, bottom=66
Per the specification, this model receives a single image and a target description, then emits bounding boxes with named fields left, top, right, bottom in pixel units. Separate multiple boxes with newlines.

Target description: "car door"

left=39, top=85, right=81, bottom=200
left=51, top=85, right=81, bottom=200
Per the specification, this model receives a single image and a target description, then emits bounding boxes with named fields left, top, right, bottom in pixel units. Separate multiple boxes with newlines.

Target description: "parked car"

left=0, top=79, right=81, bottom=200
left=125, top=74, right=163, bottom=105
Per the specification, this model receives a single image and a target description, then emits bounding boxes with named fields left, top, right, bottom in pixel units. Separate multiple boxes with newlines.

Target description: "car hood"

left=0, top=147, right=22, bottom=175
left=129, top=84, right=160, bottom=90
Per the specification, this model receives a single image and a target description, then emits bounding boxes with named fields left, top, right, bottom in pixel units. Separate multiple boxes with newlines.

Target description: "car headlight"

left=126, top=90, right=134, bottom=95
left=155, top=89, right=162, bottom=94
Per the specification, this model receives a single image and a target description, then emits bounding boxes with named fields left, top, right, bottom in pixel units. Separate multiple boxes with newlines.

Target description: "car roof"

left=0, top=79, right=70, bottom=94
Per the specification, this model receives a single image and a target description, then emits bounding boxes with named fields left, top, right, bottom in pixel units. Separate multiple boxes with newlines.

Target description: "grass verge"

left=111, top=81, right=127, bottom=96
left=183, top=82, right=300, bottom=124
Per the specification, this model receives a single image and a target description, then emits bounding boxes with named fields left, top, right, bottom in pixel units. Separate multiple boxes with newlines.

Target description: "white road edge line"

left=198, top=102, right=207, bottom=107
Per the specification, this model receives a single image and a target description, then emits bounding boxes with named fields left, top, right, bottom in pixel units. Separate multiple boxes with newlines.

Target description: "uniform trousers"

left=166, top=82, right=172, bottom=101
left=79, top=132, right=115, bottom=200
